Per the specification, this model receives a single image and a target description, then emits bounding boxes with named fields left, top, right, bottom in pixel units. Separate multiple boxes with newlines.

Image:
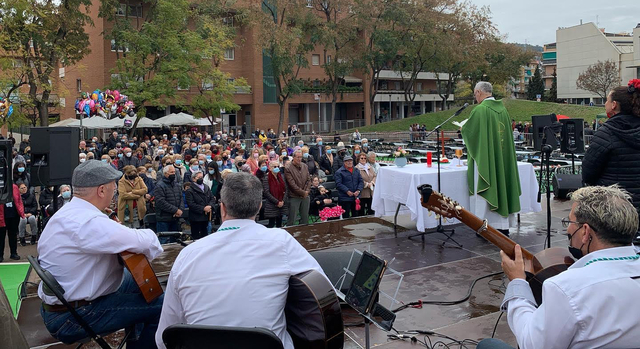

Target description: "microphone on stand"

left=453, top=103, right=469, bottom=117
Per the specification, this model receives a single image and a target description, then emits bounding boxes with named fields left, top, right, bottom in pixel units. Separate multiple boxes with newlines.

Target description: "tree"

left=313, top=0, right=360, bottom=132
left=546, top=67, right=558, bottom=103
left=431, top=1, right=495, bottom=110
left=527, top=65, right=544, bottom=100
left=0, top=0, right=93, bottom=126
left=576, top=59, right=619, bottom=100
left=467, top=41, right=535, bottom=96
left=353, top=0, right=403, bottom=124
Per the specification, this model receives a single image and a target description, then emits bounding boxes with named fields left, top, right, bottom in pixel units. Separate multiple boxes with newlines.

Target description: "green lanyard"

left=584, top=255, right=639, bottom=267
left=216, top=226, right=240, bottom=232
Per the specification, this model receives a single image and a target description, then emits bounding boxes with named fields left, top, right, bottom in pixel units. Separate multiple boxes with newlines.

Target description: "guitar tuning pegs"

left=435, top=214, right=440, bottom=220
left=455, top=205, right=462, bottom=211
left=428, top=211, right=433, bottom=217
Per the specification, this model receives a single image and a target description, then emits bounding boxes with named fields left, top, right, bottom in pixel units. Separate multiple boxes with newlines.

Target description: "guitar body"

left=286, top=270, right=344, bottom=349
left=527, top=248, right=576, bottom=305
left=417, top=184, right=575, bottom=305
left=119, top=251, right=163, bottom=303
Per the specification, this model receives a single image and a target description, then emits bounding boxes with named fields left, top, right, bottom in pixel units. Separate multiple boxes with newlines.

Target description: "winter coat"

left=153, top=177, right=183, bottom=222
left=302, top=155, right=318, bottom=177
left=319, top=153, right=334, bottom=174
left=39, top=187, right=54, bottom=208
left=21, top=192, right=38, bottom=215
left=118, top=155, right=140, bottom=170
left=334, top=166, right=364, bottom=202
left=582, top=113, right=640, bottom=215
left=332, top=154, right=345, bottom=174
left=185, top=184, right=216, bottom=222
left=262, top=171, right=289, bottom=218
left=117, top=175, right=148, bottom=224
left=356, top=163, right=377, bottom=199
left=0, top=184, right=25, bottom=226
left=284, top=161, right=311, bottom=198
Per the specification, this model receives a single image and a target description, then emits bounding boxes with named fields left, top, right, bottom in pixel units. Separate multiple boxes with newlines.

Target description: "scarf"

left=356, top=163, right=371, bottom=175
left=268, top=172, right=286, bottom=201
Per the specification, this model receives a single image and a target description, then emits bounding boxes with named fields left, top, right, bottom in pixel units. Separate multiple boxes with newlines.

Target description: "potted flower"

left=319, top=206, right=346, bottom=221
left=393, top=147, right=408, bottom=167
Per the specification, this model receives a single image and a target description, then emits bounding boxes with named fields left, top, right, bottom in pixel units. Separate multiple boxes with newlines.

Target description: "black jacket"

left=582, top=113, right=640, bottom=213
left=184, top=184, right=216, bottom=222
left=319, top=154, right=333, bottom=174
left=39, top=187, right=54, bottom=207
left=118, top=155, right=140, bottom=170
left=153, top=177, right=183, bottom=222
left=21, top=192, right=38, bottom=215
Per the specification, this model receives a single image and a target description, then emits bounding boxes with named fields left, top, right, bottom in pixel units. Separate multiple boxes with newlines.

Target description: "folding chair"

left=162, top=324, right=283, bottom=349
left=27, top=256, right=131, bottom=349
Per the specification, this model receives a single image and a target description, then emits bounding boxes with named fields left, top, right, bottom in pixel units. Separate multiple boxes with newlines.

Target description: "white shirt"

left=37, top=197, right=163, bottom=305
left=501, top=246, right=640, bottom=349
left=155, top=219, right=326, bottom=349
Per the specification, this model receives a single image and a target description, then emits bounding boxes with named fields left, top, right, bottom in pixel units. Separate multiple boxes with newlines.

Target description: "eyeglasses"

left=561, top=217, right=581, bottom=228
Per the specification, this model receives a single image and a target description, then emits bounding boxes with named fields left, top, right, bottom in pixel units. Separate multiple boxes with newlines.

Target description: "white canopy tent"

left=155, top=112, right=217, bottom=127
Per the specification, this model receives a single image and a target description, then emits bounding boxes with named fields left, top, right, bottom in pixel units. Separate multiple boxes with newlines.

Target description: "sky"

left=469, top=0, right=640, bottom=46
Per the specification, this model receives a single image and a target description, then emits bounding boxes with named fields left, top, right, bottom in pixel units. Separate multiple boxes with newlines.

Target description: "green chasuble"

left=462, top=99, right=521, bottom=217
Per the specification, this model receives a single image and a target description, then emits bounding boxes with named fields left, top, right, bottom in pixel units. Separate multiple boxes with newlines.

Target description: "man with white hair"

left=38, top=160, right=163, bottom=348
left=310, top=136, right=324, bottom=160
left=462, top=81, right=521, bottom=236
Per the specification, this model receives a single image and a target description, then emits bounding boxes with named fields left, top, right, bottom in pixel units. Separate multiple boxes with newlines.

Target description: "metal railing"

left=297, top=119, right=366, bottom=134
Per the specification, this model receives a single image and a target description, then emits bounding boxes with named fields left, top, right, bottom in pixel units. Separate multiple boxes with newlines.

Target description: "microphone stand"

left=408, top=105, right=467, bottom=248
left=537, top=126, right=555, bottom=249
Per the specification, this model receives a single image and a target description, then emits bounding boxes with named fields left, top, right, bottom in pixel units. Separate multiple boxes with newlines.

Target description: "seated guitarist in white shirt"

left=478, top=185, right=640, bottom=349
left=156, top=172, right=327, bottom=349
left=38, top=160, right=164, bottom=349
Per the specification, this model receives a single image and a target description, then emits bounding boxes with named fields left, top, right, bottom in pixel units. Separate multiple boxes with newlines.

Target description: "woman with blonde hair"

left=117, top=165, right=148, bottom=228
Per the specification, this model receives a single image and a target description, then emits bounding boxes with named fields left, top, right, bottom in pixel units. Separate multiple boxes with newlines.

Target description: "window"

left=59, top=98, right=66, bottom=108
left=227, top=78, right=235, bottom=84
left=59, top=67, right=65, bottom=78
left=394, top=81, right=401, bottom=90
left=116, top=4, right=143, bottom=17
left=110, top=39, right=129, bottom=52
left=313, top=79, right=320, bottom=87
left=380, top=81, right=388, bottom=90
left=224, top=48, right=235, bottom=60
left=306, top=0, right=312, bottom=7
left=76, top=79, right=82, bottom=92
left=417, top=82, right=422, bottom=92
left=13, top=59, right=22, bottom=68
left=327, top=55, right=331, bottom=64
left=177, top=83, right=190, bottom=91
left=222, top=16, right=234, bottom=26
left=312, top=54, right=320, bottom=66
left=202, top=80, right=214, bottom=91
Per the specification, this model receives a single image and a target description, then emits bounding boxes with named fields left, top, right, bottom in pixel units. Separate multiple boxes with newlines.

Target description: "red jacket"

left=0, top=184, right=25, bottom=227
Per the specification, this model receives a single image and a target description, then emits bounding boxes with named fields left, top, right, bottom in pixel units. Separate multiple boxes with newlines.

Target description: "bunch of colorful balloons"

left=0, top=98, right=13, bottom=118
left=75, top=89, right=135, bottom=119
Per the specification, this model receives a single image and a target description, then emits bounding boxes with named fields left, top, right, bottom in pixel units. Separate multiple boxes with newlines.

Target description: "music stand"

left=408, top=107, right=465, bottom=248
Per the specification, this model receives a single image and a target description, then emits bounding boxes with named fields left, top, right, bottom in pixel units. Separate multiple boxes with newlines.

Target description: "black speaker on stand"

left=30, top=127, right=80, bottom=187
left=532, top=114, right=559, bottom=152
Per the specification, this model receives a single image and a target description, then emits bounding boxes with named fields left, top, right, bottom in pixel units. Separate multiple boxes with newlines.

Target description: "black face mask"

left=110, top=156, right=116, bottom=160
left=168, top=174, right=176, bottom=182
left=196, top=178, right=204, bottom=185
left=567, top=226, right=591, bottom=260
left=127, top=174, right=137, bottom=180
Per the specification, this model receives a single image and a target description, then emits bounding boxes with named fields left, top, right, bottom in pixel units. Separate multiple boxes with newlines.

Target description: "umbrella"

left=155, top=113, right=200, bottom=126
left=49, top=118, right=80, bottom=127
left=555, top=114, right=570, bottom=120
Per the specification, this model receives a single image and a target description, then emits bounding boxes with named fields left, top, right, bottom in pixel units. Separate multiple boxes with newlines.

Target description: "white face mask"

left=80, top=158, right=86, bottom=163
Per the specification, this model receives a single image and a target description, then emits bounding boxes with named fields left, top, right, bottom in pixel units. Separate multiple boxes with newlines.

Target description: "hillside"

left=354, top=99, right=604, bottom=132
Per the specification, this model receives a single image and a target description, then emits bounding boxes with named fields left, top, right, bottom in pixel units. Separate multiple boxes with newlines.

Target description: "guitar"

left=119, top=251, right=163, bottom=303
left=417, top=184, right=575, bottom=305
left=286, top=270, right=344, bottom=349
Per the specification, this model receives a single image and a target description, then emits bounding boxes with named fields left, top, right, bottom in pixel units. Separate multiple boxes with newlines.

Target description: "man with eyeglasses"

left=478, top=185, right=640, bottom=349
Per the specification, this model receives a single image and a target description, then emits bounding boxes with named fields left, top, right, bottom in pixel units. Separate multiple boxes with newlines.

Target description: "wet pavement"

left=281, top=196, right=574, bottom=348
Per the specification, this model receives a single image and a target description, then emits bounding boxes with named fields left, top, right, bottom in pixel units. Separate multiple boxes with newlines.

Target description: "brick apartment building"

left=30, top=1, right=453, bottom=134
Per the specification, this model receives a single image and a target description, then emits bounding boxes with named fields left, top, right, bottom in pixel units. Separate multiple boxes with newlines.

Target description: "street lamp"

left=389, top=94, right=392, bottom=120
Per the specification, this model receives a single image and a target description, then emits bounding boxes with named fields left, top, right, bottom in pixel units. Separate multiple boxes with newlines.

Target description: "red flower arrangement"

left=319, top=206, right=345, bottom=221
left=355, top=198, right=361, bottom=211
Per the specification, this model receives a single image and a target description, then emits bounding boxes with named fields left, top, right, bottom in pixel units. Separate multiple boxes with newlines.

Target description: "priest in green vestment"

left=462, top=82, right=521, bottom=231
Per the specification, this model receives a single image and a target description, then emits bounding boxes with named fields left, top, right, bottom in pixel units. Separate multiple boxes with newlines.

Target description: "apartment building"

left=557, top=22, right=637, bottom=104
left=40, top=0, right=452, bottom=134
left=542, top=43, right=556, bottom=90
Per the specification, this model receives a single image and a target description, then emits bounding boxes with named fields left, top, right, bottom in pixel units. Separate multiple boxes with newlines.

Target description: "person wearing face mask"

left=219, top=153, right=233, bottom=170
left=309, top=137, right=324, bottom=160
left=0, top=183, right=24, bottom=261
left=172, top=155, right=185, bottom=186
left=117, top=166, right=148, bottom=228
left=18, top=183, right=38, bottom=246
left=331, top=145, right=346, bottom=174
left=56, top=184, right=73, bottom=210
left=360, top=138, right=370, bottom=154
left=107, top=131, right=119, bottom=150
left=78, top=152, right=87, bottom=164
left=37, top=160, right=163, bottom=348
left=118, top=147, right=140, bottom=171
left=480, top=185, right=640, bottom=349
left=204, top=162, right=222, bottom=202
left=185, top=171, right=216, bottom=240
left=185, top=142, right=199, bottom=159
left=137, top=166, right=155, bottom=202
left=107, top=149, right=119, bottom=170
left=13, top=161, right=31, bottom=192
left=262, top=161, right=287, bottom=228
left=300, top=146, right=318, bottom=177
left=284, top=151, right=311, bottom=226
left=145, top=163, right=157, bottom=181
left=153, top=165, right=184, bottom=234
left=247, top=149, right=262, bottom=173
left=319, top=146, right=334, bottom=175
left=259, top=130, right=267, bottom=143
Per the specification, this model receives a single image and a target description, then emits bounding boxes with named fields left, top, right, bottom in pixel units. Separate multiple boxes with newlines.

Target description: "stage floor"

left=283, top=197, right=573, bottom=348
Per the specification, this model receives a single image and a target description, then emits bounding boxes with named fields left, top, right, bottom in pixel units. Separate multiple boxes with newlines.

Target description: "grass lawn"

left=354, top=99, right=605, bottom=133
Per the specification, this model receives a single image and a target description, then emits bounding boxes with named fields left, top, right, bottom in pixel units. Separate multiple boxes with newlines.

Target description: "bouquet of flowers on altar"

left=319, top=205, right=345, bottom=221
left=393, top=147, right=407, bottom=158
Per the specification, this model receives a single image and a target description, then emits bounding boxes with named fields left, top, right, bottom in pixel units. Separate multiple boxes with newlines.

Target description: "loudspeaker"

left=552, top=173, right=583, bottom=199
left=30, top=127, right=80, bottom=187
left=0, top=140, right=13, bottom=204
left=532, top=114, right=559, bottom=151
left=560, top=119, right=585, bottom=154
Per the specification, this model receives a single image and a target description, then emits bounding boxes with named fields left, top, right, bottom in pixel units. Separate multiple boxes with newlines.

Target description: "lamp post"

left=389, top=94, right=392, bottom=120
